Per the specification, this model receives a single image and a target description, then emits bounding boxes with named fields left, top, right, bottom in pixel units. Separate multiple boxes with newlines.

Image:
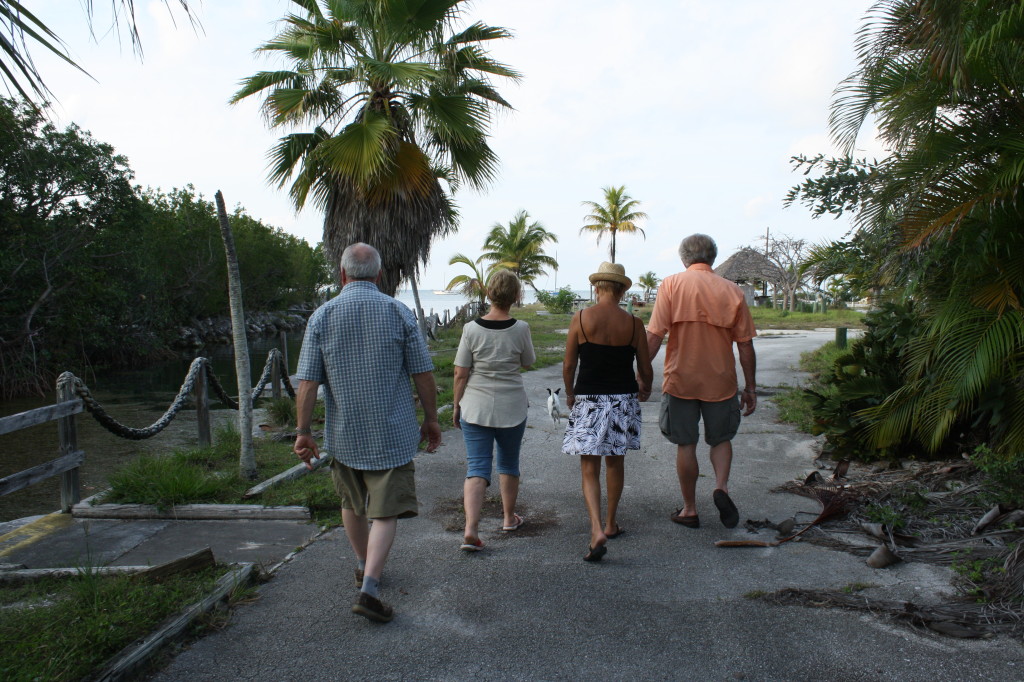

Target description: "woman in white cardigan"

left=452, top=270, right=536, bottom=551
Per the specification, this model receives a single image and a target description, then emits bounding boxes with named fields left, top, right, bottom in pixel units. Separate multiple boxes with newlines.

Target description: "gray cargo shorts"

left=659, top=393, right=741, bottom=446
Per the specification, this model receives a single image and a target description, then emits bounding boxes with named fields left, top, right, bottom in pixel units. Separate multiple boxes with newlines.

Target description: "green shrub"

left=106, top=454, right=228, bottom=508
left=970, top=445, right=1024, bottom=508
left=266, top=397, right=296, bottom=427
left=535, top=286, right=576, bottom=314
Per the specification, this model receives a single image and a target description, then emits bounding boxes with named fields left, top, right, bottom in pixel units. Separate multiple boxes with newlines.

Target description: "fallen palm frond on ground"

left=747, top=458, right=1024, bottom=638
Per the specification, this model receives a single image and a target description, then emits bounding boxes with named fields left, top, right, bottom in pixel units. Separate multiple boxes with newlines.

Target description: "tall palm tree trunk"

left=409, top=277, right=429, bottom=339
left=215, top=191, right=257, bottom=480
left=610, top=228, right=617, bottom=263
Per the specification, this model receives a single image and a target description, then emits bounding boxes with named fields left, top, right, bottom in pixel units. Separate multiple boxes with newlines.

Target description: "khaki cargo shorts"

left=659, top=393, right=741, bottom=447
left=330, top=459, right=418, bottom=519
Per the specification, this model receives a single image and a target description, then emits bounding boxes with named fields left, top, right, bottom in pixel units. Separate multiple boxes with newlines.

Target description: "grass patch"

left=750, top=307, right=864, bottom=330
left=104, top=425, right=340, bottom=524
left=0, top=566, right=226, bottom=682
left=772, top=341, right=845, bottom=433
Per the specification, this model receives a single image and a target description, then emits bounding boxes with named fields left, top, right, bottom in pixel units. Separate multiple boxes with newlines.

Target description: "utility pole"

left=763, top=226, right=770, bottom=297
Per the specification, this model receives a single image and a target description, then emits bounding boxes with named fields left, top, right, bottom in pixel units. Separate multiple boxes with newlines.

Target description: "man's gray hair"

left=679, top=234, right=718, bottom=266
left=341, top=243, right=382, bottom=280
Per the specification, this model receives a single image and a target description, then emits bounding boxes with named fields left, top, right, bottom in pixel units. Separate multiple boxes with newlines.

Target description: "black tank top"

left=573, top=310, right=639, bottom=395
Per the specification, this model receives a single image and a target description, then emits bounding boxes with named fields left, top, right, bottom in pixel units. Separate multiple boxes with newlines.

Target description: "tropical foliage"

left=0, top=1, right=194, bottom=103
left=535, top=286, right=575, bottom=314
left=0, top=98, right=330, bottom=397
left=232, top=0, right=518, bottom=296
left=637, top=271, right=659, bottom=301
left=579, top=185, right=647, bottom=263
left=789, top=0, right=1024, bottom=461
left=446, top=252, right=489, bottom=307
left=481, top=210, right=558, bottom=293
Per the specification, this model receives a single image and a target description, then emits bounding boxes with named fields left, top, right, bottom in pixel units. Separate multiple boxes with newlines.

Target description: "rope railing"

left=60, top=349, right=295, bottom=440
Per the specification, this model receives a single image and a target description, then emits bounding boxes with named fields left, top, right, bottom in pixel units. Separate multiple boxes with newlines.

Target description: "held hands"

left=293, top=434, right=320, bottom=471
left=740, top=387, right=757, bottom=416
left=637, top=377, right=652, bottom=402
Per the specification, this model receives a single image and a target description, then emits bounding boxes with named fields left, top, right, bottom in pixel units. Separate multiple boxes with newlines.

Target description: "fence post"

left=271, top=350, right=282, bottom=400
left=279, top=330, right=289, bottom=376
left=195, top=360, right=211, bottom=447
left=836, top=327, right=848, bottom=350
left=56, top=375, right=80, bottom=512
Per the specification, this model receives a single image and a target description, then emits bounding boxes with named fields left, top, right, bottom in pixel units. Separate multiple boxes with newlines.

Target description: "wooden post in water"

left=279, top=331, right=289, bottom=377
left=56, top=375, right=80, bottom=511
left=271, top=350, right=281, bottom=400
left=836, top=327, right=848, bottom=349
left=195, top=360, right=211, bottom=447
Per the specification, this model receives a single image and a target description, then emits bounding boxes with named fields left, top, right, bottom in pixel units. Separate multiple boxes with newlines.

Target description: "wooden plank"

left=243, top=453, right=333, bottom=498
left=0, top=450, right=85, bottom=497
left=96, top=563, right=254, bottom=682
left=135, top=547, right=215, bottom=581
left=0, top=565, right=156, bottom=584
left=72, top=503, right=310, bottom=520
left=0, top=400, right=83, bottom=436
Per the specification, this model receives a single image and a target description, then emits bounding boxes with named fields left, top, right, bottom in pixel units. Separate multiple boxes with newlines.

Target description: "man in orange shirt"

left=646, top=234, right=757, bottom=529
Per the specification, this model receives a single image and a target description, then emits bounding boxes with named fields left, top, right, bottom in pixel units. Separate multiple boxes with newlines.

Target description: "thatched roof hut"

left=714, top=248, right=777, bottom=284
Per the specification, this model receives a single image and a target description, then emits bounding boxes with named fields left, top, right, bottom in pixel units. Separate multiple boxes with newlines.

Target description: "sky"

left=23, top=1, right=886, bottom=292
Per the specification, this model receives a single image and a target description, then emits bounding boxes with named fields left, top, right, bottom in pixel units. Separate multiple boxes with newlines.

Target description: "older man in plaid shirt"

left=293, top=242, right=441, bottom=624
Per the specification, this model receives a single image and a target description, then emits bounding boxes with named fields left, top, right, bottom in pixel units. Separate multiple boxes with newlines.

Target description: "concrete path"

left=148, top=330, right=1022, bottom=681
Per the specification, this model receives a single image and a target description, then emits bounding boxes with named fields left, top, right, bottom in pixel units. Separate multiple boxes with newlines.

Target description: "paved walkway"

left=4, top=330, right=1021, bottom=680
left=153, top=330, right=1020, bottom=681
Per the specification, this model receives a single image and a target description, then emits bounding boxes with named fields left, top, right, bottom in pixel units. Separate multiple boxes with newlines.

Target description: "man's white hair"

left=679, top=234, right=717, bottom=266
left=341, top=243, right=382, bottom=280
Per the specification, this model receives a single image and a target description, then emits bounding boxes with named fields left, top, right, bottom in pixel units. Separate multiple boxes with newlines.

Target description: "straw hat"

left=588, top=261, right=632, bottom=289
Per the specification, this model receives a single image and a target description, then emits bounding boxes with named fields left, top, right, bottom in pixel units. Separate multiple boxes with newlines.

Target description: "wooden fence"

left=0, top=345, right=291, bottom=514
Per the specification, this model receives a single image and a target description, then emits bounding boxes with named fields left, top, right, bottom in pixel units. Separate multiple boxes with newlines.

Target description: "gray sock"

left=357, top=559, right=366, bottom=571
left=361, top=575, right=380, bottom=598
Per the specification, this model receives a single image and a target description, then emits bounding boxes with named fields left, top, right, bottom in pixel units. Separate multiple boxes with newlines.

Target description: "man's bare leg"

left=363, top=516, right=397, bottom=582
left=676, top=444, right=699, bottom=517
left=708, top=440, right=733, bottom=493
left=604, top=456, right=624, bottom=535
left=342, top=507, right=369, bottom=564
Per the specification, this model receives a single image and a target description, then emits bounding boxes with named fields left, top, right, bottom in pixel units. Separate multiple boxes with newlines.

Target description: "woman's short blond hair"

left=487, top=269, right=521, bottom=309
left=594, top=280, right=627, bottom=299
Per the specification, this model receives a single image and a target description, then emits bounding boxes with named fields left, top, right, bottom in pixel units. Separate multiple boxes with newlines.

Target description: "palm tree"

left=580, top=185, right=647, bottom=263
left=446, top=253, right=489, bottom=307
left=214, top=191, right=256, bottom=480
left=637, top=271, right=660, bottom=302
left=481, top=210, right=558, bottom=294
left=0, top=1, right=195, bottom=103
left=231, top=0, right=518, bottom=296
left=823, top=0, right=1024, bottom=454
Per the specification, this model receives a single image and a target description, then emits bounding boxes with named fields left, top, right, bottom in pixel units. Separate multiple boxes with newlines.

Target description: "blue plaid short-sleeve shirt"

left=296, top=281, right=434, bottom=470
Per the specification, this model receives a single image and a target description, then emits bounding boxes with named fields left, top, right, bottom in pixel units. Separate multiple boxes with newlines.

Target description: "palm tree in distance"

left=580, top=185, right=647, bottom=263
left=446, top=253, right=490, bottom=308
left=482, top=210, right=558, bottom=294
left=637, top=271, right=660, bottom=302
left=231, top=0, right=519, bottom=296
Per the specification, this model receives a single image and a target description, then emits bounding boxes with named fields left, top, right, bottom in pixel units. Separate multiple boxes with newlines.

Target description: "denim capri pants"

left=459, top=419, right=527, bottom=484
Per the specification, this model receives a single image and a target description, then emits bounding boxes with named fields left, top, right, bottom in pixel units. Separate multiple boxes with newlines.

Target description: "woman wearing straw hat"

left=561, top=262, right=653, bottom=561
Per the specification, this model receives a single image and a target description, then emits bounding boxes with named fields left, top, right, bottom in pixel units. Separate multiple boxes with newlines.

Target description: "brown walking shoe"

left=352, top=592, right=394, bottom=623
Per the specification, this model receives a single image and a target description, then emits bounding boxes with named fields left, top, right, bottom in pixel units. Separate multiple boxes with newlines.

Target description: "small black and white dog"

left=546, top=388, right=564, bottom=424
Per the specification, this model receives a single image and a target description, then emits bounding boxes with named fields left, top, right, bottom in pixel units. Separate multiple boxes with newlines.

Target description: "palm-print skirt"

left=561, top=393, right=641, bottom=457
